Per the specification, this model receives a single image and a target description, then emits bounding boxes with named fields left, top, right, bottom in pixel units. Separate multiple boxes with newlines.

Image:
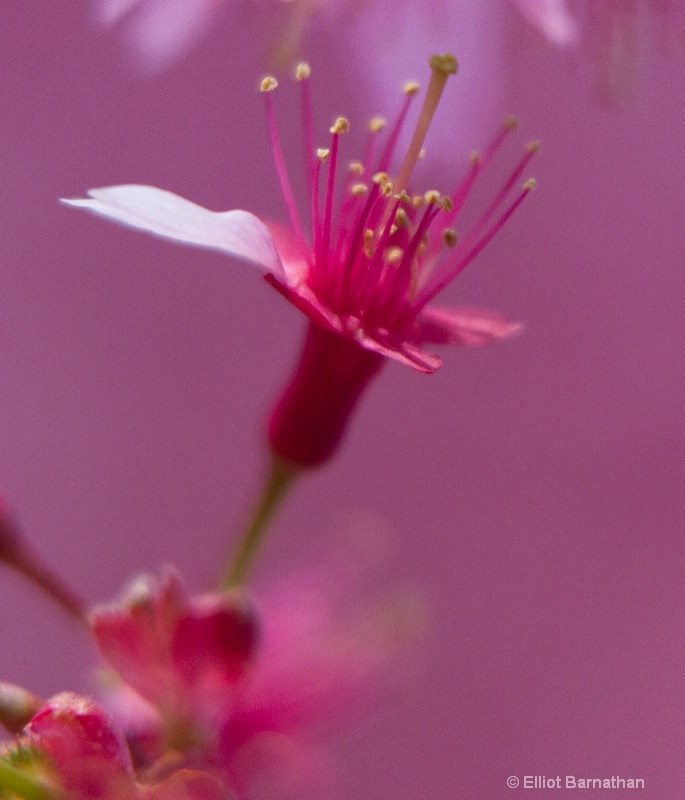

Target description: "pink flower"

left=87, top=561, right=417, bottom=798
left=64, top=55, right=534, bottom=466
left=90, top=570, right=257, bottom=740
left=0, top=690, right=225, bottom=800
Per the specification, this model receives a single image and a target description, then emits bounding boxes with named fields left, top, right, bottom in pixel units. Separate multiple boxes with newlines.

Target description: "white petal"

left=62, top=185, right=284, bottom=277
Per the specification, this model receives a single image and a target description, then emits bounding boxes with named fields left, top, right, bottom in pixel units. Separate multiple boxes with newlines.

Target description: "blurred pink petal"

left=412, top=306, right=524, bottom=347
left=513, top=1, right=685, bottom=105
left=511, top=0, right=580, bottom=46
left=63, top=186, right=285, bottom=278
left=90, top=570, right=257, bottom=726
left=94, top=0, right=227, bottom=74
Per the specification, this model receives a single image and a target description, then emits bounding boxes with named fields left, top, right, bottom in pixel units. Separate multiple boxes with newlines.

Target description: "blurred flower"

left=86, top=562, right=418, bottom=799
left=0, top=690, right=225, bottom=800
left=510, top=0, right=580, bottom=46
left=90, top=569, right=257, bottom=747
left=513, top=0, right=685, bottom=105
left=64, top=55, right=533, bottom=468
left=94, top=0, right=337, bottom=74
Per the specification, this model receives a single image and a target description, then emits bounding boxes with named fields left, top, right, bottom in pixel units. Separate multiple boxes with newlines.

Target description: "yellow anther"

left=372, top=172, right=389, bottom=185
left=418, top=148, right=426, bottom=159
left=369, top=116, right=387, bottom=133
left=442, top=229, right=458, bottom=247
left=295, top=62, right=311, bottom=80
left=403, top=81, right=420, bottom=96
left=527, top=140, right=541, bottom=153
left=395, top=208, right=410, bottom=229
left=317, top=148, right=330, bottom=161
left=385, top=246, right=404, bottom=265
left=363, top=228, right=375, bottom=257
left=381, top=182, right=394, bottom=197
left=441, top=197, right=454, bottom=212
left=330, top=117, right=350, bottom=135
left=523, top=178, right=537, bottom=190
left=469, top=150, right=481, bottom=165
left=504, top=114, right=519, bottom=131
left=351, top=183, right=368, bottom=196
left=260, top=76, right=278, bottom=92
left=394, top=190, right=411, bottom=204
left=412, top=195, right=425, bottom=209
left=424, top=190, right=441, bottom=205
left=349, top=161, right=364, bottom=176
left=429, top=53, right=458, bottom=76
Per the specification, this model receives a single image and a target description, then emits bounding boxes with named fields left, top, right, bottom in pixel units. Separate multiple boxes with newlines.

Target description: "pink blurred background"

left=1, top=3, right=683, bottom=798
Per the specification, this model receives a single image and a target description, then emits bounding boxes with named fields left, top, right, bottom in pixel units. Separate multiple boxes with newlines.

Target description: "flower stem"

left=221, top=457, right=297, bottom=589
left=0, top=504, right=86, bottom=624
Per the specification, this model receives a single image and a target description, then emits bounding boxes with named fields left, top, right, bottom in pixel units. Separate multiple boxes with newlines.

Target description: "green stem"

left=0, top=763, right=54, bottom=800
left=221, top=456, right=297, bottom=589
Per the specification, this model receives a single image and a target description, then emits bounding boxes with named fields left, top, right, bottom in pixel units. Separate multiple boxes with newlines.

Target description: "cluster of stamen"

left=260, top=54, right=536, bottom=336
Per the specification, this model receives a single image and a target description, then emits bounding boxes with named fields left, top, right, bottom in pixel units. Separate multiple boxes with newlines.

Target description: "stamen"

left=319, top=121, right=348, bottom=281
left=295, top=62, right=311, bottom=80
left=403, top=81, right=420, bottom=96
left=317, top=148, right=330, bottom=161
left=260, top=76, right=278, bottom=92
left=330, top=116, right=350, bottom=135
left=261, top=77, right=306, bottom=245
left=385, top=246, right=404, bottom=265
left=296, top=62, right=315, bottom=196
left=349, top=161, right=364, bottom=176
left=377, top=82, right=421, bottom=172
left=370, top=117, right=387, bottom=133
left=460, top=141, right=539, bottom=247
left=351, top=183, right=368, bottom=196
left=443, top=229, right=458, bottom=247
left=416, top=180, right=536, bottom=309
left=395, top=208, right=410, bottom=228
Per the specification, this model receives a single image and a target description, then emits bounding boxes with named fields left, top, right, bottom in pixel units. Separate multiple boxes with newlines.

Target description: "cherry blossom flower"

left=64, top=55, right=534, bottom=468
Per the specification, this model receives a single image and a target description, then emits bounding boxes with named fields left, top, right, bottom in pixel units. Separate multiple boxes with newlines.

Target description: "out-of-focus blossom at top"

left=94, top=0, right=344, bottom=75
left=510, top=0, right=580, bottom=46
left=94, top=1, right=505, bottom=163
left=94, top=0, right=228, bottom=75
left=63, top=55, right=534, bottom=469
left=512, top=0, right=685, bottom=105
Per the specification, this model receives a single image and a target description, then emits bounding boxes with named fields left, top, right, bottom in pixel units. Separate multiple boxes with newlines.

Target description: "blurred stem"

left=0, top=507, right=86, bottom=624
left=221, top=456, right=297, bottom=589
